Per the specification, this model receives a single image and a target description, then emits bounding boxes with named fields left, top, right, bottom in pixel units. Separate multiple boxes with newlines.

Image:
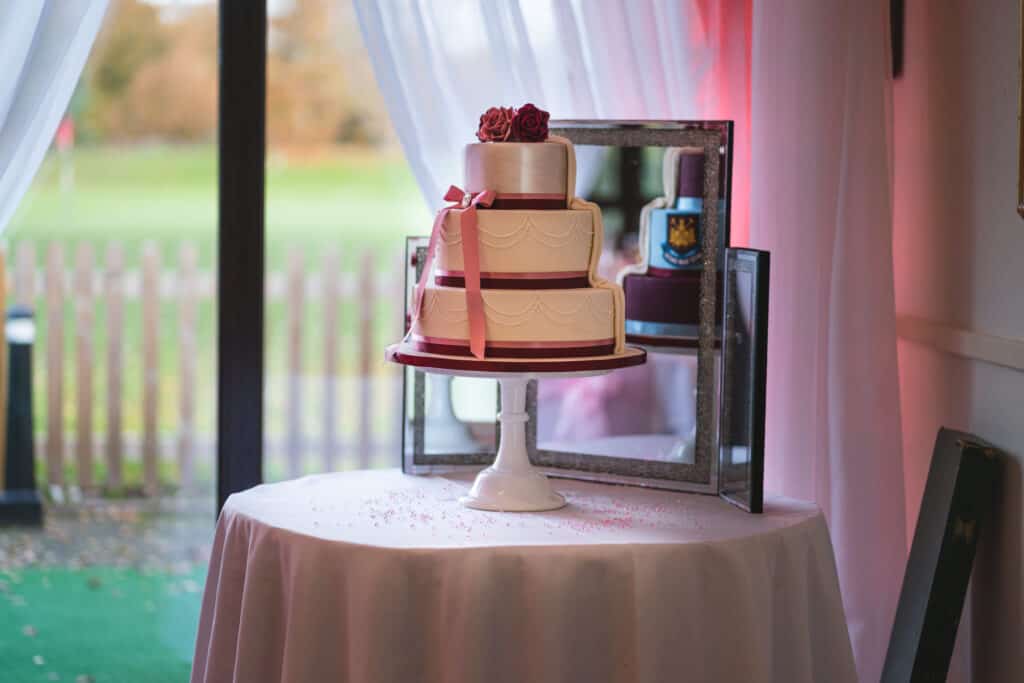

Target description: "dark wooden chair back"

left=881, top=427, right=1000, bottom=682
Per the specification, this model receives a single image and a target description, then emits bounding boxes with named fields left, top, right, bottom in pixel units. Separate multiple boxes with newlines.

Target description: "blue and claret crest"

left=661, top=213, right=701, bottom=266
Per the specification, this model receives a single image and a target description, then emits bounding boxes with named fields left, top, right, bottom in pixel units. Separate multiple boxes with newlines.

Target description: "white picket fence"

left=9, top=241, right=405, bottom=497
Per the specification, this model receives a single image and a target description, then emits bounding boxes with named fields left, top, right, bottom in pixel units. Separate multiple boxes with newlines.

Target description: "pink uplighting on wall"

left=694, top=0, right=751, bottom=247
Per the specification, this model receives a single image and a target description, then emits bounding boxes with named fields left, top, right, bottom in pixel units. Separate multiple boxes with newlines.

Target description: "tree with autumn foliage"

left=79, top=0, right=390, bottom=147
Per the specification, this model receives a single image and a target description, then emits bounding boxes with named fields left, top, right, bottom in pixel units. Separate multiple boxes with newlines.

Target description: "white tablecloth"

left=191, top=469, right=856, bottom=683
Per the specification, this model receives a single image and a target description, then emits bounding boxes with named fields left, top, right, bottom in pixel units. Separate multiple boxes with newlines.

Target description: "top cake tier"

left=464, top=141, right=570, bottom=209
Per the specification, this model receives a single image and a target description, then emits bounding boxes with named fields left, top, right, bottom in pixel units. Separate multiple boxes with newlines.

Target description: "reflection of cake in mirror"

left=407, top=104, right=634, bottom=363
left=617, top=147, right=730, bottom=347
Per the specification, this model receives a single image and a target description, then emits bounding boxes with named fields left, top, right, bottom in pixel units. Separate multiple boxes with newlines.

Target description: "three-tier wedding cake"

left=404, top=104, right=636, bottom=366
left=388, top=105, right=643, bottom=511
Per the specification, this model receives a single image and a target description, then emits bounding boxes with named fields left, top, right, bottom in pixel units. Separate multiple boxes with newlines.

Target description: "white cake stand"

left=386, top=342, right=646, bottom=512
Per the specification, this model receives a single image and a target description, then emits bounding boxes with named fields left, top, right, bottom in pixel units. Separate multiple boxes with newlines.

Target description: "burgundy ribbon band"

left=411, top=335, right=614, bottom=359
left=436, top=270, right=589, bottom=290
left=647, top=265, right=703, bottom=279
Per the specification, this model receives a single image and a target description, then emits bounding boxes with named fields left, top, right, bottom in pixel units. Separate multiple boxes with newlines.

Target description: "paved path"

left=0, top=496, right=214, bottom=572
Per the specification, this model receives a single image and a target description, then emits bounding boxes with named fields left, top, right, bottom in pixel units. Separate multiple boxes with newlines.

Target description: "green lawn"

left=1, top=565, right=206, bottom=683
left=9, top=143, right=429, bottom=268
left=5, top=143, right=430, bottom=491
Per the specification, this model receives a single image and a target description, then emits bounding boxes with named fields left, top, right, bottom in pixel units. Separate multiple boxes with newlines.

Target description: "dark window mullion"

left=217, top=1, right=267, bottom=513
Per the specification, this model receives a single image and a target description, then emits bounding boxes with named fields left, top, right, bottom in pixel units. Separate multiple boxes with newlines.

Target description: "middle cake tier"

left=436, top=209, right=595, bottom=288
left=411, top=285, right=619, bottom=358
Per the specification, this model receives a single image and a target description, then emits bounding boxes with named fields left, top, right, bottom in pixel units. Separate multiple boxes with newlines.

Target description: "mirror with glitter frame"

left=525, top=121, right=733, bottom=493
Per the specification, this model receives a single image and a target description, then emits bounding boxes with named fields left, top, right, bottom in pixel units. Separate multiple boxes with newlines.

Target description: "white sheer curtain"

left=358, top=0, right=905, bottom=680
left=0, top=1, right=109, bottom=232
left=749, top=1, right=905, bottom=682
left=354, top=0, right=748, bottom=234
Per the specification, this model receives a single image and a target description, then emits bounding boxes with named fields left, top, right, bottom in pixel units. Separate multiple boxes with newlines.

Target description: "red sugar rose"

left=510, top=103, right=549, bottom=142
left=476, top=106, right=515, bottom=142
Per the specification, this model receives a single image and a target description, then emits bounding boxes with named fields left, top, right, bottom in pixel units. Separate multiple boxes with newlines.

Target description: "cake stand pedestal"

left=481, top=370, right=610, bottom=511
left=386, top=342, right=646, bottom=512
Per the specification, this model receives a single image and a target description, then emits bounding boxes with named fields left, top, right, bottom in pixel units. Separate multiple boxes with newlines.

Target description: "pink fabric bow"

left=413, top=185, right=496, bottom=359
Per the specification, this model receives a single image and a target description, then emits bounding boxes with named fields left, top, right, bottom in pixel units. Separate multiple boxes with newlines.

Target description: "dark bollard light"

left=0, top=305, right=42, bottom=526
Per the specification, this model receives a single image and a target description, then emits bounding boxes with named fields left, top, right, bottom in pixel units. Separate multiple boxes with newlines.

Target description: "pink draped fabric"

left=693, top=0, right=752, bottom=247
left=749, top=1, right=906, bottom=680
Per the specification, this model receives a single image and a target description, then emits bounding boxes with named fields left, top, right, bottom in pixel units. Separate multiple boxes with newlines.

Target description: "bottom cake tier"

left=411, top=285, right=621, bottom=358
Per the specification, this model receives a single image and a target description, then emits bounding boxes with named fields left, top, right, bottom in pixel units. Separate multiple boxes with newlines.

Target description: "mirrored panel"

left=718, top=248, right=769, bottom=512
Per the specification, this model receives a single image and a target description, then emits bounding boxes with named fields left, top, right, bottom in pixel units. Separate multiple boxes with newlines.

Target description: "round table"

left=191, top=469, right=857, bottom=683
